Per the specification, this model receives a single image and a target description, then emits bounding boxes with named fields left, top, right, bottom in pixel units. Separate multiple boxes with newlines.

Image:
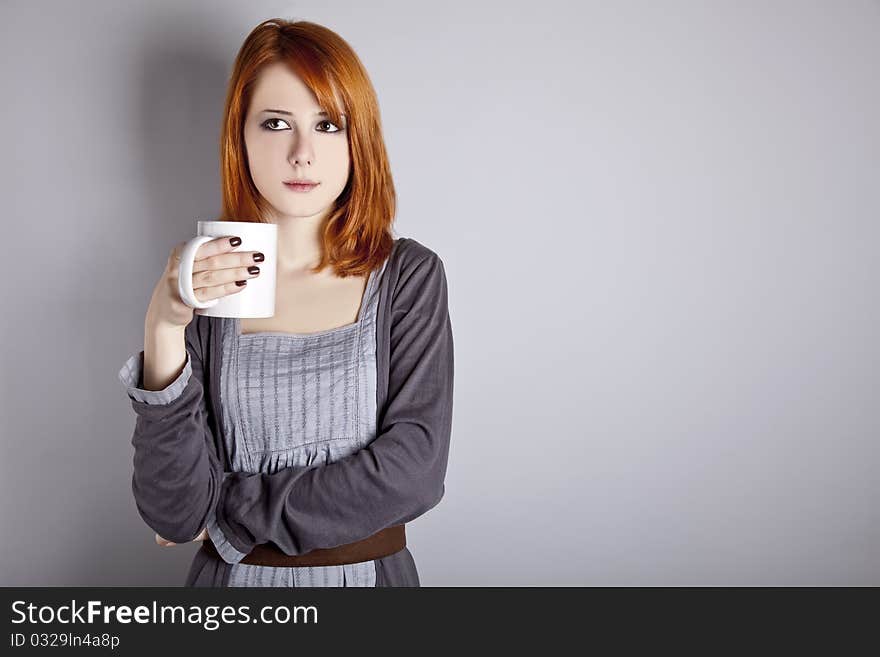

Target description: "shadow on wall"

left=86, top=15, right=234, bottom=586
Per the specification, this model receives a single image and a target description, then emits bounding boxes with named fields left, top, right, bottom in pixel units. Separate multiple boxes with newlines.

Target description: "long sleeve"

left=213, top=251, right=454, bottom=556
left=204, top=474, right=247, bottom=564
left=117, top=317, right=225, bottom=544
left=118, top=350, right=192, bottom=405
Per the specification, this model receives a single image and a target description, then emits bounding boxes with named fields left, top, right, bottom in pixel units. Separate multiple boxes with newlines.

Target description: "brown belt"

left=201, top=524, right=406, bottom=567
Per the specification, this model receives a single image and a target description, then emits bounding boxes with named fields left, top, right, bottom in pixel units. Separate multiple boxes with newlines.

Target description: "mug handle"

left=177, top=235, right=221, bottom=309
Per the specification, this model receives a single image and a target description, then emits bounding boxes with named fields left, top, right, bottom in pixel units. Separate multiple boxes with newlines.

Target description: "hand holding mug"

left=146, top=236, right=263, bottom=330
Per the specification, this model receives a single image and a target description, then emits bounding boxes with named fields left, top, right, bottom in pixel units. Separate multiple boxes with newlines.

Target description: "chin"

left=273, top=203, right=326, bottom=220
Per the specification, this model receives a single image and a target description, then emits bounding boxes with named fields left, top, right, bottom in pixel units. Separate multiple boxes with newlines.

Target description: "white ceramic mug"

left=177, top=220, right=277, bottom=318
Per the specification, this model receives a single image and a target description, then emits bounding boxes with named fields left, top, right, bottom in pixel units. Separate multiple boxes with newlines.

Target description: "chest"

left=219, top=271, right=380, bottom=474
left=239, top=272, right=369, bottom=335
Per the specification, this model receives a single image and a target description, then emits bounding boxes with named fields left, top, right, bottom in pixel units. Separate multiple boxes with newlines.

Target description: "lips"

left=283, top=179, right=318, bottom=185
left=283, top=180, right=319, bottom=192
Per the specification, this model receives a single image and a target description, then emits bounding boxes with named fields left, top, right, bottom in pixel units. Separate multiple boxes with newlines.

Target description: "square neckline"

left=235, top=262, right=379, bottom=340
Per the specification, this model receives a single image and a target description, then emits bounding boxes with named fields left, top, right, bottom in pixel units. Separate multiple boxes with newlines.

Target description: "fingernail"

left=253, top=252, right=264, bottom=262
left=248, top=266, right=260, bottom=275
left=229, top=236, right=242, bottom=247
left=235, top=280, right=247, bottom=286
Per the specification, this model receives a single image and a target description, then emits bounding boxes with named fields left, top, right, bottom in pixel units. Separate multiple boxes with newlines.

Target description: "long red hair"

left=217, top=18, right=396, bottom=277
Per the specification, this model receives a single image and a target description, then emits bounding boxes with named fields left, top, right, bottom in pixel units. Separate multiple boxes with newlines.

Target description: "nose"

left=288, top=132, right=315, bottom=167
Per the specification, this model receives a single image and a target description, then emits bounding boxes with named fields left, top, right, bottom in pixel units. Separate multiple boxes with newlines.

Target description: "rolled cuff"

left=205, top=476, right=248, bottom=565
left=117, top=350, right=192, bottom=405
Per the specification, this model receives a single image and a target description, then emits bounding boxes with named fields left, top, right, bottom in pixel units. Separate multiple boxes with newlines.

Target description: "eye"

left=260, top=118, right=290, bottom=131
left=317, top=119, right=342, bottom=133
left=260, top=118, right=343, bottom=133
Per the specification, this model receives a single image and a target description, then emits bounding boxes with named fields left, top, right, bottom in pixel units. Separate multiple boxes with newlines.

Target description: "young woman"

left=117, top=18, right=454, bottom=587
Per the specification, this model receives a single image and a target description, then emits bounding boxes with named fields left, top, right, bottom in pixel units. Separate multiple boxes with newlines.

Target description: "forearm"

left=215, top=434, right=449, bottom=556
left=142, top=319, right=187, bottom=391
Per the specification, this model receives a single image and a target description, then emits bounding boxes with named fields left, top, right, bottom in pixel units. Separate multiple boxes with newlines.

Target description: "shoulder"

left=390, top=236, right=444, bottom=271
left=386, top=236, right=449, bottom=311
left=389, top=236, right=447, bottom=283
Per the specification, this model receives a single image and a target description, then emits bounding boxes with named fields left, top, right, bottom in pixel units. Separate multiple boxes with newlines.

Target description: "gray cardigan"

left=119, top=236, right=454, bottom=559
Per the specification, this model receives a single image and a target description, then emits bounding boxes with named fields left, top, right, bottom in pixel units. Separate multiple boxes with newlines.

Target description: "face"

left=243, top=61, right=350, bottom=223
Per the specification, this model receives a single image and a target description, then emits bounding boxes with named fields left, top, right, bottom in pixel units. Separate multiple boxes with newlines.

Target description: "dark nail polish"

left=235, top=280, right=247, bottom=286
left=248, top=266, right=260, bottom=275
left=229, top=237, right=242, bottom=247
left=253, top=252, right=265, bottom=262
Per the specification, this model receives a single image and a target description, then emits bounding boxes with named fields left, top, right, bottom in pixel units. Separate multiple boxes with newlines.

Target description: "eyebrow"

left=260, top=109, right=345, bottom=118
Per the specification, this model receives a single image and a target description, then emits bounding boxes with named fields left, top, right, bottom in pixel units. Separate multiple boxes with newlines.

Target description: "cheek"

left=245, top=139, right=279, bottom=182
left=327, top=143, right=351, bottom=178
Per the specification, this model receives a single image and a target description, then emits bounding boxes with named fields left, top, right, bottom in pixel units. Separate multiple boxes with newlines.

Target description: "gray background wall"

left=1, top=0, right=877, bottom=585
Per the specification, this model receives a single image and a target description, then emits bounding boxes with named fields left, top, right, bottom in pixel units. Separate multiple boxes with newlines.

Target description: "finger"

left=169, top=235, right=241, bottom=268
left=192, top=279, right=250, bottom=303
left=192, top=249, right=264, bottom=275
left=194, top=235, right=244, bottom=262
left=193, top=264, right=260, bottom=289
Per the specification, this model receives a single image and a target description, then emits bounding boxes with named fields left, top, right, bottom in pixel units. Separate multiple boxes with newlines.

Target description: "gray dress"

left=204, top=254, right=406, bottom=586
left=119, top=237, right=452, bottom=588
left=121, top=253, right=419, bottom=586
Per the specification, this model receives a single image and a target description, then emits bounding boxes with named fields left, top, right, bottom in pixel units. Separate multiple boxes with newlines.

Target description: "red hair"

left=217, top=18, right=396, bottom=277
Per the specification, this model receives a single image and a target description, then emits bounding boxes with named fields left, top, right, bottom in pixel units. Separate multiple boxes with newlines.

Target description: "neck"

left=270, top=210, right=327, bottom=274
